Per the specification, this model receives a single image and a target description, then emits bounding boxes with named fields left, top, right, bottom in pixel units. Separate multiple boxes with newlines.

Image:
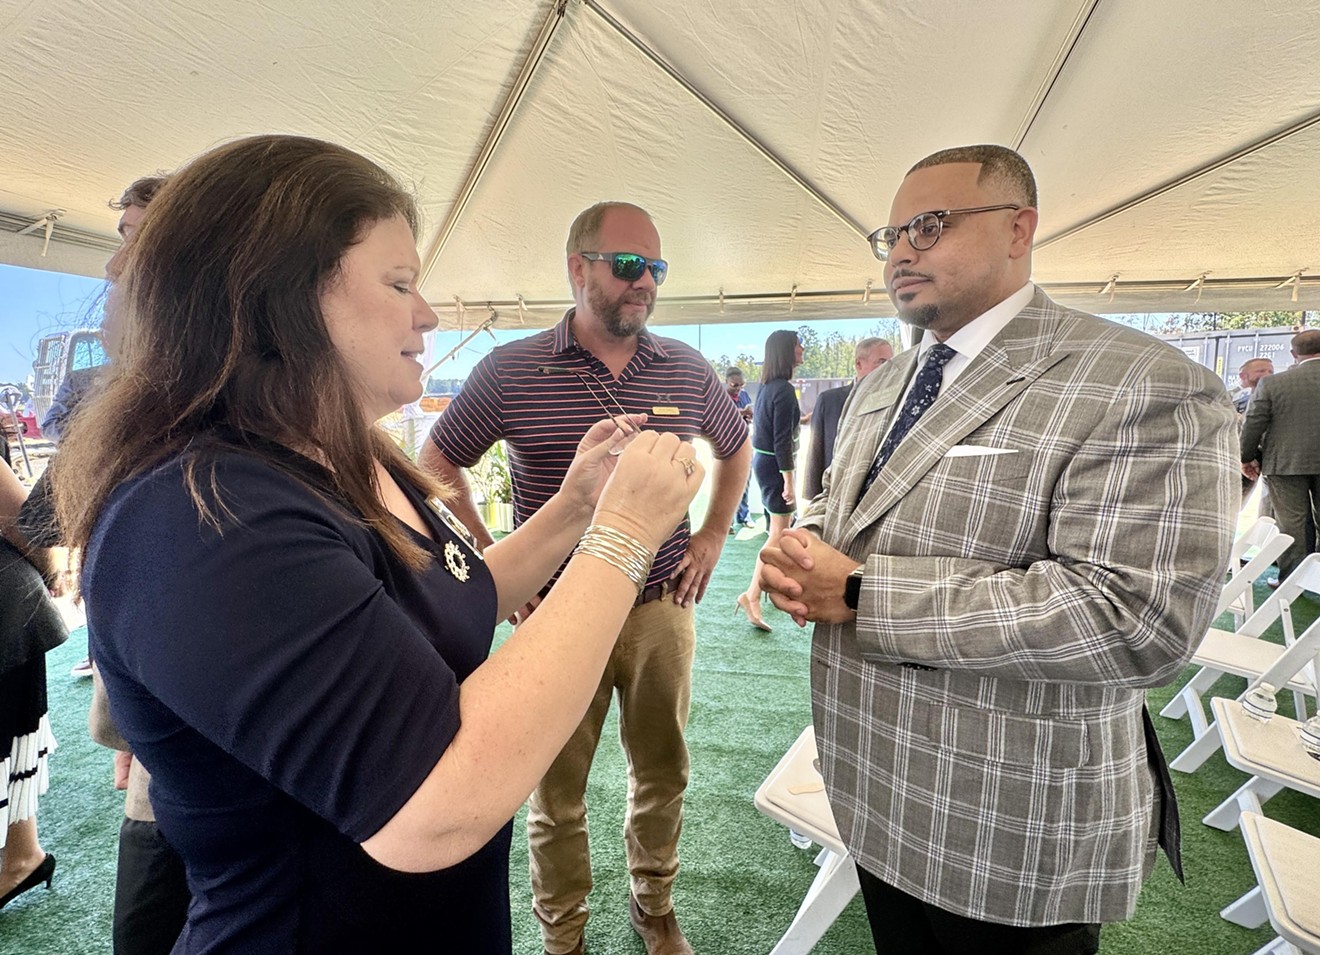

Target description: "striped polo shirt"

left=429, top=309, right=749, bottom=588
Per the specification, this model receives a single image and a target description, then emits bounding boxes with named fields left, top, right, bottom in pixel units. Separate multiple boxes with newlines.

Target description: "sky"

left=0, top=261, right=895, bottom=391
left=0, top=264, right=107, bottom=387
left=3, top=261, right=1258, bottom=396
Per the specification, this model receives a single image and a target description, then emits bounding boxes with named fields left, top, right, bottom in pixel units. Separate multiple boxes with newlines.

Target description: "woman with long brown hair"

left=734, top=329, right=803, bottom=630
left=52, top=134, right=701, bottom=953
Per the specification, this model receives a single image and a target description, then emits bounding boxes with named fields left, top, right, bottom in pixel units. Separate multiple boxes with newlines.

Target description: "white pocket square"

left=943, top=444, right=1019, bottom=458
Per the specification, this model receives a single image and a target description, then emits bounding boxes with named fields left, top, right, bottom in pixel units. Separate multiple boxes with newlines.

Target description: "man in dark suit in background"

left=1233, top=356, right=1273, bottom=511
left=1233, top=357, right=1273, bottom=414
left=802, top=338, right=892, bottom=500
left=1242, top=329, right=1320, bottom=582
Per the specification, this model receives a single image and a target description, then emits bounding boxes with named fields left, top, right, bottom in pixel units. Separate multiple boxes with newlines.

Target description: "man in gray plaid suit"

left=760, top=145, right=1238, bottom=953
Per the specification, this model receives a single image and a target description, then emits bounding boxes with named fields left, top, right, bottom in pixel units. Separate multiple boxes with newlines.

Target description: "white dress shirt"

left=894, top=281, right=1035, bottom=410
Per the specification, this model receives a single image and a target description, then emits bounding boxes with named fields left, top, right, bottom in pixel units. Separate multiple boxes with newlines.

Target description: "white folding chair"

left=753, top=726, right=859, bottom=955
left=1220, top=813, right=1320, bottom=953
left=1224, top=518, right=1292, bottom=628
left=1162, top=529, right=1296, bottom=728
left=1196, top=617, right=1320, bottom=831
left=1166, top=553, right=1320, bottom=773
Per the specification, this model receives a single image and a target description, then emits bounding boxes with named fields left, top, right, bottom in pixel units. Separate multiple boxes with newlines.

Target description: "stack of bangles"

left=572, top=524, right=654, bottom=594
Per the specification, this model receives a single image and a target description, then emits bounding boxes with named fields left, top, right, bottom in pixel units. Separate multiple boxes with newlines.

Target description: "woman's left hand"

left=560, top=414, right=649, bottom=515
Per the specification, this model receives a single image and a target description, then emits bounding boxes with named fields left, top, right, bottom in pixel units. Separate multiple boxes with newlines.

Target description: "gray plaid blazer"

left=800, top=289, right=1238, bottom=926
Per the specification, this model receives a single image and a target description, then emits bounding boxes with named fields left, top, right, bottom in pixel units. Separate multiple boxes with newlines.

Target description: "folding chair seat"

left=1166, top=553, right=1320, bottom=773
left=753, top=726, right=859, bottom=955
left=1194, top=615, right=1320, bottom=832
left=1220, top=813, right=1320, bottom=954
left=1162, top=531, right=1296, bottom=727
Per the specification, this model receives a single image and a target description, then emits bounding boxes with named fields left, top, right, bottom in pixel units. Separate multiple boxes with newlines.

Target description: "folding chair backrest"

left=1235, top=553, right=1320, bottom=638
left=1230, top=517, right=1278, bottom=566
left=1217, top=528, right=1295, bottom=618
left=1240, top=614, right=1320, bottom=701
left=1289, top=555, right=1320, bottom=599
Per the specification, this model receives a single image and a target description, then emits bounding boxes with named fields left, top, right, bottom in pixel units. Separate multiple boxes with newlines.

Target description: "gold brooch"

left=443, top=541, right=471, bottom=582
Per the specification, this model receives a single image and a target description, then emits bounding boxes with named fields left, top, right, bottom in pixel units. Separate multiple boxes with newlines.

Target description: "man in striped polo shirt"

left=421, top=201, right=750, bottom=955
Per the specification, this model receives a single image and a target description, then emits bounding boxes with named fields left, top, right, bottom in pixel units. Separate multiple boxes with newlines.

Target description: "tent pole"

left=1010, top=0, right=1103, bottom=150
left=1036, top=108, right=1320, bottom=251
left=418, top=0, right=569, bottom=286
left=581, top=0, right=867, bottom=240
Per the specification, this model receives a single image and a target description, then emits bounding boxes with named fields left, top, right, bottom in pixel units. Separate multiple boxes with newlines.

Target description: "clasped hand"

left=758, top=527, right=861, bottom=627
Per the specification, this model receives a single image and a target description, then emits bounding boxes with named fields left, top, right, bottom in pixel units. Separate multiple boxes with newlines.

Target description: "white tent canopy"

left=3, top=0, right=1319, bottom=330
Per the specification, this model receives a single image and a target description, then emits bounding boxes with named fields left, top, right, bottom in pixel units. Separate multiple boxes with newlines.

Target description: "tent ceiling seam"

left=581, top=0, right=868, bottom=239
left=417, top=0, right=569, bottom=286
left=1011, top=0, right=1103, bottom=150
left=1037, top=107, right=1320, bottom=251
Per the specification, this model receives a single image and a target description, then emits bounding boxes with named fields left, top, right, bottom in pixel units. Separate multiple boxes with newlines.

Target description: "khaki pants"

left=528, top=597, right=696, bottom=953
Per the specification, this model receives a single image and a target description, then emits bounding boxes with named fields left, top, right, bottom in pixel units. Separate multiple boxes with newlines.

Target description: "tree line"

left=710, top=311, right=1314, bottom=379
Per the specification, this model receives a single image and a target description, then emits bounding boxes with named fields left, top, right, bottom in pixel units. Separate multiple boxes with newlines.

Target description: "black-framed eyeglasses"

left=867, top=204, right=1022, bottom=262
left=579, top=251, right=668, bottom=285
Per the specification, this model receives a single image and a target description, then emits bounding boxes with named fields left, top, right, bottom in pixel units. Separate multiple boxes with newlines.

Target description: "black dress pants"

left=113, top=818, right=189, bottom=955
left=856, top=865, right=1101, bottom=955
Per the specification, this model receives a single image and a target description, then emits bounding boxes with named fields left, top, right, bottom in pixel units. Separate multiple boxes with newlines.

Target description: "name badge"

left=651, top=405, right=681, bottom=416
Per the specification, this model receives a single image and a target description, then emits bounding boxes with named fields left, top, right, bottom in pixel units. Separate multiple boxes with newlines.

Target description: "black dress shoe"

left=0, top=853, right=56, bottom=909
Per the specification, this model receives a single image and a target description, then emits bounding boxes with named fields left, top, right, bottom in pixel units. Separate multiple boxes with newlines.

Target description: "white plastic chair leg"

left=1221, top=884, right=1268, bottom=929
left=1203, top=777, right=1281, bottom=831
left=1161, top=687, right=1192, bottom=720
left=1288, top=687, right=1310, bottom=723
left=766, top=848, right=861, bottom=955
left=1248, top=937, right=1299, bottom=955
left=1170, top=720, right=1226, bottom=772
left=1162, top=666, right=1224, bottom=721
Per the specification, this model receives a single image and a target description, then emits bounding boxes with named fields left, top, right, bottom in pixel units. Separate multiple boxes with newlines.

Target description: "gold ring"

left=677, top=457, right=695, bottom=477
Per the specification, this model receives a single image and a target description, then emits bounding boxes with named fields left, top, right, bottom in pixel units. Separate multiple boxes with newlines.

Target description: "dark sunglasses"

left=579, top=251, right=668, bottom=285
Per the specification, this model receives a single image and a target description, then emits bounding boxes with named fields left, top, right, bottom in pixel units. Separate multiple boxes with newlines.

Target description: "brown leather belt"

left=634, top=579, right=674, bottom=608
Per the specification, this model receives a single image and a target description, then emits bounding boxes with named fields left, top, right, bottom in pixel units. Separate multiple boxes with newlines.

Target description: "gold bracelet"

left=572, top=524, right=654, bottom=592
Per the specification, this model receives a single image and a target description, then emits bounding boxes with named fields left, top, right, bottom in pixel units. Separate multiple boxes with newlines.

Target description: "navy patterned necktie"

left=859, top=343, right=957, bottom=496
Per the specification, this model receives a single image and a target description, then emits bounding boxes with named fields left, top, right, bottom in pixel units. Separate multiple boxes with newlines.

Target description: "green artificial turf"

left=2, top=536, right=1317, bottom=954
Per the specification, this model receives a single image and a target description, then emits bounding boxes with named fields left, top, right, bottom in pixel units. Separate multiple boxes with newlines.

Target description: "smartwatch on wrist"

left=843, top=566, right=865, bottom=611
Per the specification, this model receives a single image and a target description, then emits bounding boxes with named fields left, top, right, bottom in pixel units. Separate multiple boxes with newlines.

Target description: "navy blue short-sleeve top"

left=84, top=443, right=510, bottom=953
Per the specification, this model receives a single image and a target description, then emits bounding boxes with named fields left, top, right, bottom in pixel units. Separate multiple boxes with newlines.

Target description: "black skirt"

left=0, top=538, right=63, bottom=843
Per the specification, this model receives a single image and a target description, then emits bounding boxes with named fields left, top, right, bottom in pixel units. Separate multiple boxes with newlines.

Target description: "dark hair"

left=110, top=176, right=169, bottom=210
left=909, top=145, right=1038, bottom=208
left=54, top=134, right=444, bottom=569
left=724, top=366, right=744, bottom=380
left=1292, top=329, right=1320, bottom=357
left=760, top=329, right=799, bottom=383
